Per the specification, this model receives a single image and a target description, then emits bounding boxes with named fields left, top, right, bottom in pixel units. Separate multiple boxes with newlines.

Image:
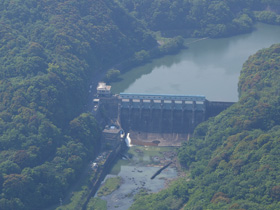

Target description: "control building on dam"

left=95, top=87, right=234, bottom=146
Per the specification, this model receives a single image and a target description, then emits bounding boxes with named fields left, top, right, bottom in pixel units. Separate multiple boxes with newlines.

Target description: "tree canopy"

left=131, top=44, right=280, bottom=210
left=0, top=0, right=157, bottom=209
left=1, top=0, right=280, bottom=209
left=117, top=0, right=280, bottom=37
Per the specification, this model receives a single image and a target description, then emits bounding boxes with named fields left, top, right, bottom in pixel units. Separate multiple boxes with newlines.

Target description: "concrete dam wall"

left=120, top=105, right=205, bottom=134
left=98, top=93, right=234, bottom=146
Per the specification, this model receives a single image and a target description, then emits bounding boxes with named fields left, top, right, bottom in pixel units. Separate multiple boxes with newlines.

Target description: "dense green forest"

left=117, top=0, right=280, bottom=37
left=0, top=0, right=157, bottom=209
left=1, top=0, right=280, bottom=209
left=130, top=44, right=280, bottom=210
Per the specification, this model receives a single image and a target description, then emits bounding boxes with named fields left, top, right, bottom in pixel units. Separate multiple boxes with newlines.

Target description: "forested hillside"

left=117, top=0, right=280, bottom=37
left=1, top=0, right=280, bottom=209
left=0, top=0, right=157, bottom=209
left=130, top=44, right=280, bottom=210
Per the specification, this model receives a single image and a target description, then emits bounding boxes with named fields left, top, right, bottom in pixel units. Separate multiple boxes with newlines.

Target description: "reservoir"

left=94, top=23, right=280, bottom=210
left=111, top=23, right=280, bottom=102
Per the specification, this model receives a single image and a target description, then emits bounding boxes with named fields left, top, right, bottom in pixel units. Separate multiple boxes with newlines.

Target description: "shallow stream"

left=95, top=146, right=178, bottom=210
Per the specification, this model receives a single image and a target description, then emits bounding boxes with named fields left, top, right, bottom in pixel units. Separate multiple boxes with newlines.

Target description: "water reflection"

left=112, top=23, right=280, bottom=102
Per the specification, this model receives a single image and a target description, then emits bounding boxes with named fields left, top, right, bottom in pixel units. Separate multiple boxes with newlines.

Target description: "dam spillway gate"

left=97, top=93, right=234, bottom=146
left=120, top=93, right=205, bottom=142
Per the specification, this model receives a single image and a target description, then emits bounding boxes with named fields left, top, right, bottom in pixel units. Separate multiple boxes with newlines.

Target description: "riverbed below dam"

left=95, top=146, right=180, bottom=210
left=91, top=23, right=280, bottom=210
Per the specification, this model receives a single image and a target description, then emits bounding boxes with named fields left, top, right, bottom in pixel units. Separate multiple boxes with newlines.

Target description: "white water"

left=125, top=133, right=133, bottom=147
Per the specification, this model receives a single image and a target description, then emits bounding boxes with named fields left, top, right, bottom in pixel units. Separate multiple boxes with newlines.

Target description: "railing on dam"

left=119, top=93, right=205, bottom=102
left=96, top=92, right=235, bottom=144
left=118, top=93, right=208, bottom=135
left=119, top=93, right=206, bottom=111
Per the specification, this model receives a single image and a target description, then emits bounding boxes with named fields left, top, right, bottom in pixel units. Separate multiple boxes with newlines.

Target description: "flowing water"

left=95, top=146, right=178, bottom=210
left=96, top=23, right=280, bottom=210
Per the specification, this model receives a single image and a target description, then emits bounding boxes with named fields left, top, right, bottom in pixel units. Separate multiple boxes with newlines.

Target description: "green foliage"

left=0, top=0, right=156, bottom=209
left=105, top=69, right=121, bottom=82
left=86, top=197, right=107, bottom=210
left=130, top=178, right=190, bottom=210
left=117, top=0, right=270, bottom=38
left=254, top=11, right=280, bottom=24
left=134, top=50, right=150, bottom=64
left=158, top=36, right=185, bottom=54
left=177, top=44, right=280, bottom=209
left=130, top=44, right=280, bottom=210
left=97, top=176, right=122, bottom=197
left=0, top=161, right=21, bottom=175
left=1, top=0, right=280, bottom=209
left=261, top=0, right=280, bottom=6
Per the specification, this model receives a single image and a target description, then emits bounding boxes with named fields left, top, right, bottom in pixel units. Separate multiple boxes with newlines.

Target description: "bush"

left=105, top=69, right=121, bottom=82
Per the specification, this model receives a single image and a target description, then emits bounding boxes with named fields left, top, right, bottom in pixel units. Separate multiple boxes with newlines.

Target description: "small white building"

left=97, top=82, right=111, bottom=96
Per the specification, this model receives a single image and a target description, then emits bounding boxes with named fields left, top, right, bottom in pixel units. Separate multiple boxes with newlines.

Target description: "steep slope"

left=130, top=44, right=280, bottom=210
left=0, top=1, right=157, bottom=209
left=117, top=0, right=280, bottom=38
left=180, top=43, right=280, bottom=210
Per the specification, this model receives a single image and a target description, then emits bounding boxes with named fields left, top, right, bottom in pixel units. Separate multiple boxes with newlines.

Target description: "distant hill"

left=130, top=44, right=280, bottom=210
left=117, top=0, right=280, bottom=37
left=1, top=0, right=280, bottom=209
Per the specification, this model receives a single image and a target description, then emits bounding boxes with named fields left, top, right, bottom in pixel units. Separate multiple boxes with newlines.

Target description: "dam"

left=94, top=83, right=234, bottom=146
left=120, top=94, right=206, bottom=127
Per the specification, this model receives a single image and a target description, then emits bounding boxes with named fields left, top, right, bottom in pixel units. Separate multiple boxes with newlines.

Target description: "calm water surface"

left=101, top=23, right=280, bottom=210
left=111, top=23, right=280, bottom=102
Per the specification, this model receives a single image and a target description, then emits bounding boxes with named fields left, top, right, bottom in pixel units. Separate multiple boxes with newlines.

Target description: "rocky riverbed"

left=94, top=146, right=181, bottom=210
